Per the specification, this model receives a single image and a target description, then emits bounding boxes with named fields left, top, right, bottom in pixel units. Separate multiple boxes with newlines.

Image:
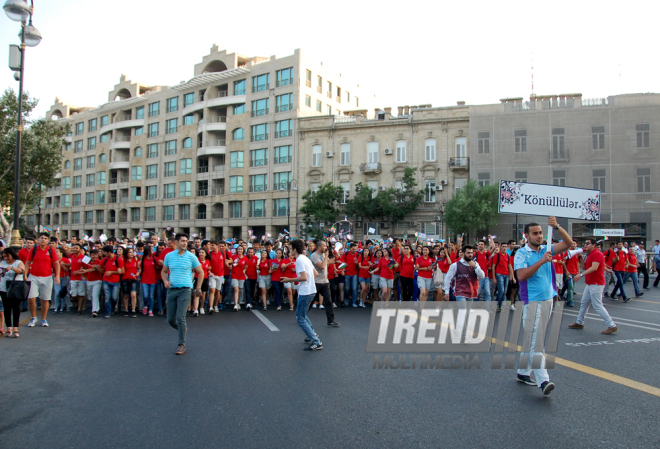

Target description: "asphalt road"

left=2, top=283, right=660, bottom=449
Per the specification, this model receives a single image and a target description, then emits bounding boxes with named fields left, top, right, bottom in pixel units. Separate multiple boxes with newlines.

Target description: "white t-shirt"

left=295, top=254, right=317, bottom=296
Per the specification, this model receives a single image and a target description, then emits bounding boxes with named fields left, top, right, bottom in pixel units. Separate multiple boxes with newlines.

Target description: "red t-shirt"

left=358, top=256, right=371, bottom=279
left=282, top=258, right=296, bottom=279
left=70, top=253, right=85, bottom=281
left=487, top=256, right=496, bottom=280
left=613, top=250, right=627, bottom=272
left=122, top=257, right=139, bottom=281
left=86, top=258, right=103, bottom=282
left=158, top=248, right=174, bottom=272
left=344, top=251, right=359, bottom=276
left=391, top=248, right=402, bottom=273
left=60, top=256, right=70, bottom=277
left=436, top=257, right=451, bottom=274
left=475, top=250, right=490, bottom=274
left=103, top=255, right=124, bottom=284
left=27, top=246, right=57, bottom=277
left=400, top=255, right=416, bottom=279
left=231, top=255, right=247, bottom=280
left=224, top=250, right=232, bottom=276
left=417, top=256, right=434, bottom=278
left=494, top=252, right=512, bottom=276
left=627, top=254, right=638, bottom=273
left=245, top=256, right=258, bottom=280
left=552, top=254, right=564, bottom=275
left=270, top=258, right=283, bottom=281
left=258, top=258, right=271, bottom=276
left=585, top=249, right=606, bottom=285
left=605, top=250, right=616, bottom=269
left=18, top=247, right=30, bottom=264
left=327, top=261, right=335, bottom=280
left=195, top=259, right=211, bottom=279
left=449, top=251, right=459, bottom=263
left=209, top=250, right=225, bottom=276
left=141, top=256, right=157, bottom=284
left=378, top=257, right=394, bottom=280
left=565, top=254, right=580, bottom=275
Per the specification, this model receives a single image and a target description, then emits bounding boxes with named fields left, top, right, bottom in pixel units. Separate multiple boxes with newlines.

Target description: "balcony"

left=249, top=209, right=266, bottom=218
left=109, top=156, right=130, bottom=170
left=182, top=91, right=246, bottom=116
left=197, top=140, right=226, bottom=157
left=273, top=182, right=291, bottom=191
left=250, top=158, right=267, bottom=167
left=251, top=108, right=269, bottom=117
left=250, top=133, right=268, bottom=142
left=196, top=212, right=207, bottom=220
left=449, top=157, right=469, bottom=170
left=211, top=188, right=225, bottom=195
left=549, top=149, right=570, bottom=163
left=197, top=166, right=209, bottom=174
left=197, top=189, right=209, bottom=197
left=359, top=162, right=382, bottom=174
left=273, top=208, right=289, bottom=217
left=275, top=130, right=292, bottom=138
left=110, top=136, right=131, bottom=150
left=197, top=116, right=227, bottom=133
left=212, top=212, right=223, bottom=219
left=316, top=86, right=322, bottom=93
left=274, top=156, right=292, bottom=164
left=305, top=79, right=311, bottom=88
left=276, top=79, right=291, bottom=87
left=212, top=166, right=225, bottom=177
left=230, top=211, right=242, bottom=218
left=276, top=104, right=293, bottom=113
left=119, top=196, right=128, bottom=202
left=100, top=116, right=144, bottom=134
left=326, top=91, right=332, bottom=99
left=252, top=84, right=269, bottom=93
left=249, top=184, right=268, bottom=192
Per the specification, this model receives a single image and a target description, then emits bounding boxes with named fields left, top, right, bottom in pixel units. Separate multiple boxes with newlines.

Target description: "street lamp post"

left=4, top=0, right=42, bottom=248
left=286, top=179, right=298, bottom=236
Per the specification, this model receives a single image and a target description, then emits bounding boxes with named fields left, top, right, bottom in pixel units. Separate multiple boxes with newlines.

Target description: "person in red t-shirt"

left=207, top=241, right=225, bottom=313
left=569, top=238, right=618, bottom=333
left=270, top=249, right=285, bottom=310
left=371, top=247, right=398, bottom=302
left=624, top=252, right=643, bottom=297
left=101, top=245, right=124, bottom=318
left=25, top=233, right=60, bottom=327
left=53, top=248, right=71, bottom=313
left=121, top=248, right=140, bottom=317
left=602, top=242, right=616, bottom=297
left=416, top=246, right=435, bottom=301
left=343, top=245, right=360, bottom=307
left=609, top=241, right=629, bottom=301
left=552, top=253, right=565, bottom=293
left=18, top=236, right=35, bottom=264
left=69, top=244, right=87, bottom=315
left=491, top=242, right=515, bottom=311
left=434, top=248, right=451, bottom=301
left=140, top=246, right=158, bottom=316
left=281, top=253, right=297, bottom=311
left=192, top=248, right=211, bottom=316
left=231, top=246, right=248, bottom=311
left=399, top=245, right=416, bottom=301
left=475, top=239, right=492, bottom=301
left=391, top=240, right=403, bottom=301
left=257, top=250, right=272, bottom=310
left=245, top=248, right=259, bottom=309
left=358, top=248, right=373, bottom=307
left=80, top=249, right=103, bottom=317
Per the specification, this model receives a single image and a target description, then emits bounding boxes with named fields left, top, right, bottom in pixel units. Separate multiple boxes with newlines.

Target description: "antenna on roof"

left=530, top=53, right=534, bottom=98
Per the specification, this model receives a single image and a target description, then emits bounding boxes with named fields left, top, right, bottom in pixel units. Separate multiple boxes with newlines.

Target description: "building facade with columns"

left=38, top=45, right=375, bottom=240
left=296, top=104, right=470, bottom=240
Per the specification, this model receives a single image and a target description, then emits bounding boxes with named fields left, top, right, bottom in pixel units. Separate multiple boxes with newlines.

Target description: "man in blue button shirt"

left=514, top=217, right=572, bottom=396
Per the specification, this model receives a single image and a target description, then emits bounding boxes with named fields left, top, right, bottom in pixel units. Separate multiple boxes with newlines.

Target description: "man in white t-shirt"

left=282, top=239, right=322, bottom=350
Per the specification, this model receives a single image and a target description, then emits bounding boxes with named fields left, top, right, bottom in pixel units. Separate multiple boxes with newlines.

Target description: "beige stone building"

left=296, top=104, right=470, bottom=240
left=38, top=45, right=375, bottom=240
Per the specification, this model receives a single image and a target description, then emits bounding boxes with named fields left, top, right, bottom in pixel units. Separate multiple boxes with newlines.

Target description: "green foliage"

left=299, top=182, right=344, bottom=224
left=444, top=179, right=499, bottom=240
left=345, top=182, right=380, bottom=220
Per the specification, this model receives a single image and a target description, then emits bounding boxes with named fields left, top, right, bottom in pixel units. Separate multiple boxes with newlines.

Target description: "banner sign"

left=499, top=181, right=600, bottom=221
left=594, top=229, right=625, bottom=237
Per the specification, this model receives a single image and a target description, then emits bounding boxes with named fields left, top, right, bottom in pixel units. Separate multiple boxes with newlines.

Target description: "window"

left=96, top=191, right=105, bottom=204
left=230, top=201, right=242, bottom=218
left=593, top=169, right=606, bottom=192
left=355, top=96, right=359, bottom=107
left=514, top=171, right=528, bottom=183
left=148, top=122, right=159, bottom=137
left=340, top=181, right=350, bottom=204
left=396, top=140, right=406, bottom=163
left=100, top=133, right=109, bottom=143
left=312, top=145, right=322, bottom=167
left=515, top=130, right=527, bottom=152
left=84, top=211, right=93, bottom=223
left=424, top=180, right=436, bottom=202
left=61, top=177, right=71, bottom=189
left=552, top=170, right=566, bottom=186
left=99, top=153, right=106, bottom=163
left=163, top=183, right=175, bottom=199
left=274, top=145, right=292, bottom=164
left=249, top=200, right=266, bottom=218
left=305, top=69, right=312, bottom=87
left=131, top=187, right=142, bottom=202
left=275, top=119, right=292, bottom=138
left=61, top=212, right=69, bottom=224
left=131, top=166, right=142, bottom=180
left=71, top=212, right=80, bottom=224
left=61, top=194, right=70, bottom=207
left=86, top=155, right=95, bottom=169
left=164, top=162, right=176, bottom=177
left=250, top=124, right=269, bottom=142
left=455, top=137, right=467, bottom=157
left=367, top=181, right=378, bottom=199
left=276, top=93, right=293, bottom=112
left=637, top=124, right=650, bottom=148
left=454, top=178, right=467, bottom=194
left=135, top=107, right=144, bottom=120
left=230, top=176, right=243, bottom=193
left=146, top=164, right=158, bottom=179
left=273, top=198, right=289, bottom=217
left=311, top=182, right=320, bottom=192
left=552, top=128, right=565, bottom=158
left=145, top=207, right=155, bottom=222
left=183, top=114, right=194, bottom=125
left=477, top=172, right=491, bottom=187
left=74, top=140, right=83, bottom=153
left=179, top=181, right=191, bottom=197
left=135, top=126, right=143, bottom=136
left=75, top=122, right=84, bottom=135
left=252, top=73, right=270, bottom=92
left=85, top=192, right=94, bottom=205
left=326, top=105, right=332, bottom=115
left=234, top=79, right=246, bottom=95
left=86, top=173, right=95, bottom=187
left=638, top=168, right=651, bottom=192
left=478, top=132, right=490, bottom=154
left=165, top=140, right=177, bottom=155
left=163, top=205, right=174, bottom=221
left=100, top=115, right=108, bottom=127
left=148, top=102, right=160, bottom=117
left=74, top=158, right=82, bottom=170
left=233, top=104, right=245, bottom=115
left=198, top=158, right=209, bottom=173
left=73, top=193, right=81, bottom=206
left=73, top=176, right=82, bottom=188
left=87, top=137, right=96, bottom=150
left=316, top=100, right=322, bottom=112
left=146, top=185, right=157, bottom=200
left=346, top=91, right=351, bottom=103
left=166, top=96, right=179, bottom=113
left=65, top=142, right=72, bottom=151
left=425, top=138, right=436, bottom=161
left=165, top=118, right=178, bottom=134
left=250, top=174, right=267, bottom=192
left=197, top=180, right=208, bottom=196
left=184, top=93, right=195, bottom=107
left=336, top=86, right=341, bottom=102
left=327, top=81, right=332, bottom=97
left=180, top=158, right=192, bottom=174
left=276, top=68, right=293, bottom=87
left=179, top=204, right=190, bottom=220
left=367, top=141, right=379, bottom=164
left=233, top=128, right=245, bottom=141
left=592, top=126, right=605, bottom=150
left=340, top=143, right=350, bottom=166
left=147, top=143, right=158, bottom=158
left=251, top=98, right=269, bottom=116
left=250, top=148, right=268, bottom=167
left=305, top=95, right=311, bottom=107
left=273, top=171, right=292, bottom=190
left=230, top=151, right=244, bottom=168
left=88, top=118, right=97, bottom=132
left=131, top=207, right=141, bottom=222
left=64, top=160, right=71, bottom=169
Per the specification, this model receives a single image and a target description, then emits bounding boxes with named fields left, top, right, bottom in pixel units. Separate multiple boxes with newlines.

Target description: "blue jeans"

left=455, top=296, right=476, bottom=301
left=167, top=287, right=191, bottom=346
left=344, top=275, right=358, bottom=305
left=155, top=280, right=165, bottom=312
left=103, top=281, right=120, bottom=316
left=142, top=283, right=156, bottom=312
left=272, top=281, right=283, bottom=307
left=53, top=276, right=71, bottom=311
left=623, top=272, right=641, bottom=296
left=477, top=277, right=491, bottom=301
left=221, top=273, right=232, bottom=303
left=496, top=274, right=510, bottom=307
left=296, top=293, right=320, bottom=345
left=611, top=271, right=628, bottom=299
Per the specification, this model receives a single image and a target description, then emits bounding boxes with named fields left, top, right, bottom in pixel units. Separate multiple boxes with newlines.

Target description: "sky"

left=1, top=0, right=658, bottom=120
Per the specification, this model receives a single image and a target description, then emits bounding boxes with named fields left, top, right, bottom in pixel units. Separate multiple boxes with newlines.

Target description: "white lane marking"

left=567, top=311, right=660, bottom=327
left=565, top=337, right=660, bottom=347
left=564, top=312, right=660, bottom=332
left=607, top=304, right=660, bottom=314
left=251, top=310, right=280, bottom=332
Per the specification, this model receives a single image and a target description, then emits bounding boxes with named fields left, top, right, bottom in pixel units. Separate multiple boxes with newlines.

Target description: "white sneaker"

left=28, top=317, right=37, bottom=327
left=234, top=304, right=240, bottom=311
left=213, top=306, right=219, bottom=313
left=312, top=303, right=317, bottom=308
left=319, top=304, right=325, bottom=309
left=246, top=304, right=252, bottom=310
left=352, top=304, right=358, bottom=308
left=200, top=308, right=205, bottom=315
left=333, top=303, right=337, bottom=308
left=193, top=310, right=199, bottom=317
left=359, top=301, right=366, bottom=308
left=510, top=305, right=516, bottom=311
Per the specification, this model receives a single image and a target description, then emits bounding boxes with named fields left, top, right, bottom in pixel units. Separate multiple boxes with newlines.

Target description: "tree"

left=344, top=183, right=381, bottom=220
left=444, top=179, right=499, bottom=241
left=0, top=89, right=66, bottom=242
left=299, top=182, right=344, bottom=225
left=383, top=167, right=425, bottom=222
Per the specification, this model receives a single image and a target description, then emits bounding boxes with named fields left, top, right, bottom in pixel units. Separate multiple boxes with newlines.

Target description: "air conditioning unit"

left=441, top=179, right=448, bottom=186
left=299, top=224, right=306, bottom=231
left=384, top=148, right=393, bottom=155
left=354, top=221, right=362, bottom=227
left=378, top=186, right=386, bottom=191
left=435, top=185, right=443, bottom=191
left=380, top=222, right=389, bottom=229
left=409, top=221, right=416, bottom=227
left=325, top=151, right=334, bottom=158
left=433, top=215, right=442, bottom=221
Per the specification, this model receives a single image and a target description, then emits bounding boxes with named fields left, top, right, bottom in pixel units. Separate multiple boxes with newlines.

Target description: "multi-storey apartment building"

left=297, top=104, right=470, bottom=240
left=39, top=45, right=374, bottom=240
left=469, top=93, right=660, bottom=244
